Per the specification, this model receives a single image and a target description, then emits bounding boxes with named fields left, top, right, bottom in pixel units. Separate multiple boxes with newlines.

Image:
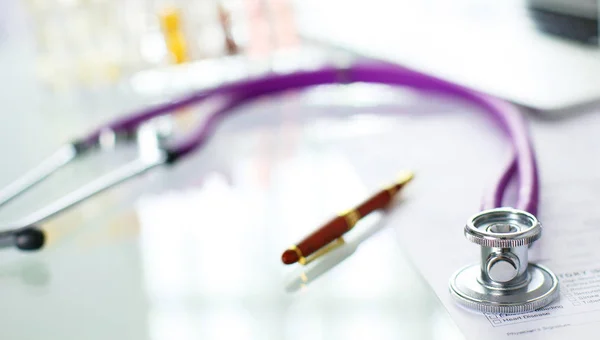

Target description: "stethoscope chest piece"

left=449, top=208, right=559, bottom=314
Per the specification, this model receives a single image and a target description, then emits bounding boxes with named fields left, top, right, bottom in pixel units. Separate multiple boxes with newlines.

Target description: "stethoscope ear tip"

left=14, top=227, right=45, bottom=251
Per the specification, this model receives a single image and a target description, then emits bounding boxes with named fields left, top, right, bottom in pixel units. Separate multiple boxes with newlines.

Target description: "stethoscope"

left=0, top=61, right=558, bottom=313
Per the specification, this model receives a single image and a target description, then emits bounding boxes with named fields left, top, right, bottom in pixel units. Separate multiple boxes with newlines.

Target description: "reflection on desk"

left=284, top=211, right=389, bottom=293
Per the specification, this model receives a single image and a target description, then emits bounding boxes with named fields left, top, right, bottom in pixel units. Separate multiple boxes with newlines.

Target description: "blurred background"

left=6, top=0, right=600, bottom=93
left=17, top=0, right=303, bottom=91
left=0, top=0, right=598, bottom=339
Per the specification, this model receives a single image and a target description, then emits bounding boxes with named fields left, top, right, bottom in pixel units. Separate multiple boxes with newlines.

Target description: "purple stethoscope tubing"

left=80, top=61, right=538, bottom=214
left=0, top=61, right=539, bottom=253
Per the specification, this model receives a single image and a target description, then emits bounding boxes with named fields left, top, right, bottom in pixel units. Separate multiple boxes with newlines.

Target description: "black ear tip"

left=15, top=227, right=45, bottom=251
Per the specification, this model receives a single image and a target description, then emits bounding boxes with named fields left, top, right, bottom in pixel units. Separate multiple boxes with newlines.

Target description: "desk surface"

left=0, top=39, right=464, bottom=339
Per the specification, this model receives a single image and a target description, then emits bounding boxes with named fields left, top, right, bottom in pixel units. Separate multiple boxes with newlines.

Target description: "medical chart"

left=422, top=178, right=600, bottom=340
left=395, top=110, right=600, bottom=339
left=335, top=100, right=600, bottom=339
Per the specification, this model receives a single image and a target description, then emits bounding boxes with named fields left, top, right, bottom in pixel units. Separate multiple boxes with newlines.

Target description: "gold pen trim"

left=386, top=171, right=414, bottom=199
left=289, top=238, right=346, bottom=266
left=288, top=244, right=307, bottom=265
left=340, top=209, right=361, bottom=230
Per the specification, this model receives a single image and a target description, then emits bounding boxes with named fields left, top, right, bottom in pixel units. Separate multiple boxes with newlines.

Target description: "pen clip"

left=295, top=237, right=346, bottom=266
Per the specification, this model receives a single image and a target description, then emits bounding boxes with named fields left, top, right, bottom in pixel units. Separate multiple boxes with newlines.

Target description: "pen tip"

left=397, top=171, right=414, bottom=185
left=282, top=250, right=299, bottom=264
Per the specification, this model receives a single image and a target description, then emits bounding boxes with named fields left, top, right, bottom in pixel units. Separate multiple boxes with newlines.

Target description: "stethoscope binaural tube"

left=0, top=61, right=538, bottom=261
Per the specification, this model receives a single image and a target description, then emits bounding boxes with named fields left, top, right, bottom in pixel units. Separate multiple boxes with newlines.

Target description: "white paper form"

left=396, top=111, right=600, bottom=339
left=327, top=95, right=600, bottom=339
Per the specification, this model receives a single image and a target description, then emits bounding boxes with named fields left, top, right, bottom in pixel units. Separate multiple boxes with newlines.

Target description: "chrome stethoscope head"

left=449, top=207, right=559, bottom=314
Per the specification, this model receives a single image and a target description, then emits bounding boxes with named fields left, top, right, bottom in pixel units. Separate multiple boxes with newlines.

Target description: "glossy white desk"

left=0, top=38, right=465, bottom=339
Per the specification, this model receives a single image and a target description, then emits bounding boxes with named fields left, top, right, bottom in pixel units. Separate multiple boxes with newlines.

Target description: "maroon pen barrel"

left=281, top=174, right=413, bottom=265
left=356, top=190, right=394, bottom=216
left=300, top=216, right=348, bottom=256
left=281, top=190, right=392, bottom=264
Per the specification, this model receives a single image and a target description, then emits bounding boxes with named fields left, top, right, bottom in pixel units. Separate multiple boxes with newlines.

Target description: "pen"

left=281, top=171, right=414, bottom=265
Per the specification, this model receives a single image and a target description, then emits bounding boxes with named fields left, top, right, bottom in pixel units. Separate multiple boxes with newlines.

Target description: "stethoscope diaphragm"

left=449, top=207, right=559, bottom=314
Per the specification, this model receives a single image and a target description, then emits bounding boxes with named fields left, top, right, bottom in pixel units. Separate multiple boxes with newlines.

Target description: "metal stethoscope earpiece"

left=449, top=207, right=559, bottom=314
